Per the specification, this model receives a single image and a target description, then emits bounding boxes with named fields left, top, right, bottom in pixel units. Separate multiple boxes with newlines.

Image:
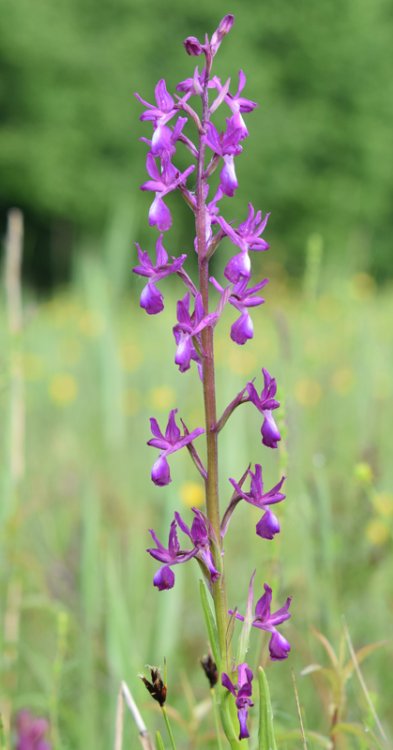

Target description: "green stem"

left=211, top=689, right=224, bottom=750
left=161, top=707, right=177, bottom=750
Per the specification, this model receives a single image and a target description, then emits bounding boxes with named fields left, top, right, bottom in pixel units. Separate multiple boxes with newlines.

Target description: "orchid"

left=140, top=154, right=195, bottom=231
left=147, top=519, right=197, bottom=590
left=227, top=464, right=286, bottom=539
left=135, top=14, right=292, bottom=747
left=247, top=368, right=281, bottom=448
left=230, top=581, right=292, bottom=661
left=210, top=275, right=268, bottom=344
left=15, top=711, right=51, bottom=750
left=147, top=409, right=204, bottom=486
left=133, top=235, right=186, bottom=314
left=173, top=292, right=218, bottom=372
left=222, top=663, right=254, bottom=740
left=175, top=508, right=220, bottom=583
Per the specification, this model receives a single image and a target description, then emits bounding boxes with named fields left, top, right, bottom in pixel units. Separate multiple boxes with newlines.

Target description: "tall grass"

left=1, top=229, right=392, bottom=748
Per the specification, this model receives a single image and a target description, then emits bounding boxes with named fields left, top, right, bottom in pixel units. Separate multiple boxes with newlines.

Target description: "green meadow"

left=1, top=249, right=392, bottom=748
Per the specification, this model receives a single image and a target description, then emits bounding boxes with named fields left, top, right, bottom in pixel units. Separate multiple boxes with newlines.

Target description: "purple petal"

left=153, top=565, right=175, bottom=591
left=151, top=455, right=171, bottom=486
left=149, top=196, right=172, bottom=232
left=221, top=672, right=236, bottom=696
left=254, top=583, right=272, bottom=621
left=230, top=312, right=254, bottom=345
left=184, top=36, right=204, bottom=56
left=237, top=706, right=250, bottom=740
left=224, top=251, right=251, bottom=284
left=261, top=411, right=281, bottom=449
left=165, top=409, right=181, bottom=444
left=256, top=510, right=280, bottom=539
left=151, top=124, right=174, bottom=157
left=174, top=333, right=193, bottom=372
left=269, top=630, right=291, bottom=660
left=220, top=155, right=238, bottom=197
left=155, top=80, right=174, bottom=112
left=140, top=282, right=164, bottom=315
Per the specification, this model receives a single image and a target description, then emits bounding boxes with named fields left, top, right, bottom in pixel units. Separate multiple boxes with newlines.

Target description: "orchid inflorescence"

left=134, top=14, right=291, bottom=744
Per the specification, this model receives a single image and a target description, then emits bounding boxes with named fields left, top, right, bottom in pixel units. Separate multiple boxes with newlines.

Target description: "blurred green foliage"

left=1, top=0, right=393, bottom=284
left=1, top=257, right=392, bottom=747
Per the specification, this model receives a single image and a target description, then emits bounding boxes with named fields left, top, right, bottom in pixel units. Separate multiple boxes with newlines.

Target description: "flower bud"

left=183, top=36, right=204, bottom=56
left=210, top=14, right=235, bottom=55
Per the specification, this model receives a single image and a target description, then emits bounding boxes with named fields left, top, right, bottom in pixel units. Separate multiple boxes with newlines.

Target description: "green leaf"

left=257, top=667, right=277, bottom=750
left=199, top=580, right=220, bottom=666
left=237, top=571, right=255, bottom=665
left=155, top=730, right=166, bottom=750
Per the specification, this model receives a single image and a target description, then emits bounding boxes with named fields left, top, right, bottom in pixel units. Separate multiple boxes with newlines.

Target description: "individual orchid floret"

left=173, top=292, right=218, bottom=373
left=176, top=66, right=224, bottom=104
left=210, top=276, right=268, bottom=345
left=175, top=508, right=220, bottom=583
left=229, top=464, right=286, bottom=539
left=217, top=204, right=270, bottom=283
left=15, top=710, right=51, bottom=750
left=147, top=519, right=197, bottom=590
left=230, top=580, right=292, bottom=661
left=145, top=116, right=188, bottom=159
left=225, top=70, right=258, bottom=139
left=141, top=154, right=195, bottom=231
left=222, top=663, right=254, bottom=740
left=204, top=120, right=243, bottom=197
left=247, top=368, right=281, bottom=448
left=135, top=79, right=178, bottom=126
left=133, top=235, right=187, bottom=314
left=147, top=409, right=204, bottom=486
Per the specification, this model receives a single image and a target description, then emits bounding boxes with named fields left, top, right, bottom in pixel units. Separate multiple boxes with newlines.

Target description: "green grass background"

left=1, top=237, right=392, bottom=748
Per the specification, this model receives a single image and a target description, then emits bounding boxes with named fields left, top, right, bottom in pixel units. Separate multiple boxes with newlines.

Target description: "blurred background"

left=1, top=0, right=392, bottom=748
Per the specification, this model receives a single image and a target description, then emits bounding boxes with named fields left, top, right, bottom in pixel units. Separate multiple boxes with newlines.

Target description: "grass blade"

left=257, top=667, right=277, bottom=750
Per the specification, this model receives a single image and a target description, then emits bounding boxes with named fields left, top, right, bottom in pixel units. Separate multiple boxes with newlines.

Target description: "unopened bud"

left=184, top=36, right=204, bottom=56
left=210, top=14, right=235, bottom=55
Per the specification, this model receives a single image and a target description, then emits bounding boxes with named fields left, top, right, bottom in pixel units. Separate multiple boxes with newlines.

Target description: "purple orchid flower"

left=140, top=154, right=195, bottom=231
left=222, top=663, right=254, bottom=740
left=230, top=580, right=292, bottom=660
left=147, top=409, right=204, bottom=485
left=229, top=464, right=285, bottom=539
left=247, top=368, right=281, bottom=448
left=133, top=235, right=187, bottom=314
left=225, top=70, right=258, bottom=139
left=15, top=711, right=51, bottom=750
left=175, top=508, right=220, bottom=583
left=141, top=116, right=188, bottom=159
left=216, top=204, right=270, bottom=283
left=147, top=519, right=197, bottom=590
left=204, top=120, right=243, bottom=197
left=210, top=275, right=268, bottom=345
left=176, top=67, right=223, bottom=97
left=173, top=292, right=218, bottom=373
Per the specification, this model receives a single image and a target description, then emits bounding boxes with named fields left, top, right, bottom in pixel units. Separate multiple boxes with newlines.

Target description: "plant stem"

left=161, top=707, right=177, bottom=750
left=195, top=58, right=248, bottom=750
left=195, top=59, right=228, bottom=664
left=211, top=689, right=224, bottom=750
